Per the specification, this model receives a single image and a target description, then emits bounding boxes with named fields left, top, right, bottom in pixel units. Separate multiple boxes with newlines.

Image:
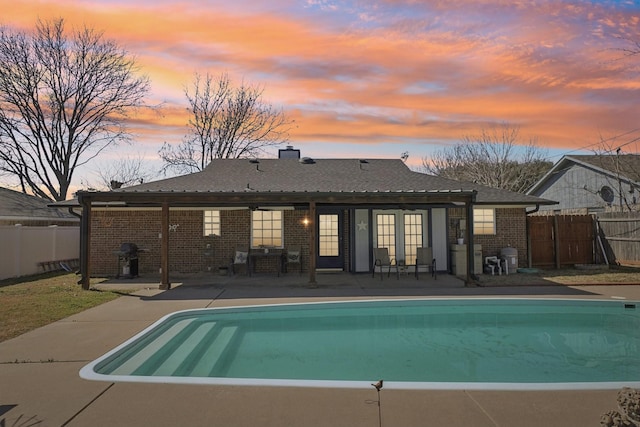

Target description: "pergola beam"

left=73, top=190, right=477, bottom=207
left=76, top=189, right=478, bottom=288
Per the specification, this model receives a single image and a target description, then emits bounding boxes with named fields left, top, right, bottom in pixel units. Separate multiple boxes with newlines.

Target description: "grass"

left=0, top=272, right=123, bottom=343
left=477, top=265, right=640, bottom=287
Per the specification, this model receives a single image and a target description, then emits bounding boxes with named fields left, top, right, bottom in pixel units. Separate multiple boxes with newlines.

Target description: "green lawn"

left=0, top=272, right=122, bottom=343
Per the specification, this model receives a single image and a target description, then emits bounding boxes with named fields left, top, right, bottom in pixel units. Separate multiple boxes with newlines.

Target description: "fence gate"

left=528, top=215, right=595, bottom=268
left=529, top=216, right=555, bottom=267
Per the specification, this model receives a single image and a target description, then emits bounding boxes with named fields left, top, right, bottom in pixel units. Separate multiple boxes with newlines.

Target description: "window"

left=318, top=214, right=339, bottom=256
left=473, top=208, right=495, bottom=235
left=376, top=214, right=396, bottom=259
left=203, top=210, right=220, bottom=236
left=403, top=214, right=423, bottom=265
left=251, top=210, right=282, bottom=248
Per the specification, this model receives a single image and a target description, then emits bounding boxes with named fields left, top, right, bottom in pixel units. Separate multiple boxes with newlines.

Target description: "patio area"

left=2, top=274, right=640, bottom=426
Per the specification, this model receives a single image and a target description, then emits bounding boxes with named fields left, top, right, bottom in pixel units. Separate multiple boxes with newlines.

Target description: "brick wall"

left=91, top=210, right=163, bottom=276
left=448, top=207, right=528, bottom=268
left=90, top=206, right=527, bottom=276
left=90, top=208, right=313, bottom=276
left=284, top=209, right=311, bottom=272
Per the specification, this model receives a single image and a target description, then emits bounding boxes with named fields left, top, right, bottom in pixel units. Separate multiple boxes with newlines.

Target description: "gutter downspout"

left=68, top=207, right=82, bottom=219
left=526, top=204, right=540, bottom=215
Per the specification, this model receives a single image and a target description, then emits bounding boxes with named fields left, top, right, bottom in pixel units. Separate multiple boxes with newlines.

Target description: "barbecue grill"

left=115, top=243, right=140, bottom=278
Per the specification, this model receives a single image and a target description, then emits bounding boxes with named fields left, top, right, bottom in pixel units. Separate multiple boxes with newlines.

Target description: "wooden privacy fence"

left=528, top=215, right=595, bottom=268
left=596, top=212, right=640, bottom=266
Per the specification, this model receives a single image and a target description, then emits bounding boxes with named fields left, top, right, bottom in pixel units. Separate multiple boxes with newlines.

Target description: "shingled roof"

left=0, top=187, right=78, bottom=221
left=565, top=155, right=640, bottom=182
left=119, top=158, right=552, bottom=206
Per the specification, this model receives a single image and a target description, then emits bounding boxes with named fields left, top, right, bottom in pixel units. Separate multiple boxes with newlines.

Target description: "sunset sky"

left=2, top=0, right=640, bottom=189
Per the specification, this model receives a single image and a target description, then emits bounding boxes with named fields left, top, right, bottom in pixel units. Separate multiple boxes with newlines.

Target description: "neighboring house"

left=527, top=154, right=640, bottom=214
left=0, top=187, right=79, bottom=226
left=0, top=187, right=80, bottom=279
left=67, top=148, right=554, bottom=288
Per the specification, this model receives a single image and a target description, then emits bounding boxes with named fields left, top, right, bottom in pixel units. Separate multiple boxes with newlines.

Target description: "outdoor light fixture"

left=302, top=218, right=310, bottom=227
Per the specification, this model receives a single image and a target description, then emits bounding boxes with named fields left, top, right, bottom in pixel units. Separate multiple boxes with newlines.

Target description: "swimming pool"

left=80, top=298, right=640, bottom=390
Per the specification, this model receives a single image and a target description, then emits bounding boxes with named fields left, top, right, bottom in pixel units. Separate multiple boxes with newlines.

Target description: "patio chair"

left=231, top=246, right=250, bottom=276
left=484, top=256, right=502, bottom=275
left=284, top=246, right=302, bottom=274
left=415, top=247, right=436, bottom=280
left=372, top=247, right=399, bottom=280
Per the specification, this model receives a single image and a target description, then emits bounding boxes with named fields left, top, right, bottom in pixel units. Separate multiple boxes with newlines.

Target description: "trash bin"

left=500, top=247, right=518, bottom=273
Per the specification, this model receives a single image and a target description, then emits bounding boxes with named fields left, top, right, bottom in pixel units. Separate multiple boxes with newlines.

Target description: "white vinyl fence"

left=0, top=225, right=79, bottom=280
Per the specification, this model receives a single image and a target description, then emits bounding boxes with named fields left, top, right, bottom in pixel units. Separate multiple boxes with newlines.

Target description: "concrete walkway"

left=2, top=273, right=640, bottom=427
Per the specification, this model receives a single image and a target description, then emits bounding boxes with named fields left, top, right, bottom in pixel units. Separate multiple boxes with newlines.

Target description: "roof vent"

left=299, top=157, right=315, bottom=164
left=249, top=159, right=261, bottom=171
left=359, top=159, right=369, bottom=169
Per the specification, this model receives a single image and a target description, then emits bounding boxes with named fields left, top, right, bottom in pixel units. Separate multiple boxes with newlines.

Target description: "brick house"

left=69, top=148, right=554, bottom=288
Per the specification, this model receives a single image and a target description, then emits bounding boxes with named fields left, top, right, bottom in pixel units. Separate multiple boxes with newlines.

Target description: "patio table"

left=249, top=249, right=283, bottom=276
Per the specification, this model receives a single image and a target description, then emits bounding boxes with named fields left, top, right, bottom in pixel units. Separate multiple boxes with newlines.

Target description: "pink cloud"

left=1, top=0, right=639, bottom=184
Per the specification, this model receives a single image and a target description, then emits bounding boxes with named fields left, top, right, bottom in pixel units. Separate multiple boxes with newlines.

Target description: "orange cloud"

left=2, top=0, right=639, bottom=177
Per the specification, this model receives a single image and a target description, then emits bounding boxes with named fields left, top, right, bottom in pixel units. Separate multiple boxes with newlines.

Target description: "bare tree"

left=422, top=124, right=551, bottom=193
left=0, top=19, right=150, bottom=201
left=159, top=72, right=293, bottom=174
left=612, top=35, right=640, bottom=59
left=83, top=155, right=157, bottom=191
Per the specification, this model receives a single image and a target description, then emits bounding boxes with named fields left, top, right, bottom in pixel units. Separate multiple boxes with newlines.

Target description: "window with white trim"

left=251, top=210, right=283, bottom=248
left=203, top=210, right=220, bottom=236
left=473, top=208, right=495, bottom=235
left=376, top=214, right=396, bottom=259
left=319, top=214, right=339, bottom=256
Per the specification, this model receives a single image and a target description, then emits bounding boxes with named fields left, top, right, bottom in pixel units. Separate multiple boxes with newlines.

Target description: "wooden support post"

left=527, top=215, right=532, bottom=268
left=465, top=201, right=475, bottom=284
left=308, top=201, right=317, bottom=286
left=78, top=196, right=92, bottom=290
left=160, top=201, right=171, bottom=290
left=553, top=214, right=560, bottom=269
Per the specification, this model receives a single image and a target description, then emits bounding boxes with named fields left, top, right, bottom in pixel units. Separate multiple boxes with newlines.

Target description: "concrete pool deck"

left=2, top=273, right=640, bottom=426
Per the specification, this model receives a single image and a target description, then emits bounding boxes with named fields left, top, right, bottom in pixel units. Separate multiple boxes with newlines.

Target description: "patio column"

left=308, top=201, right=317, bottom=286
left=78, top=195, right=92, bottom=290
left=160, top=201, right=171, bottom=289
left=465, top=200, right=476, bottom=284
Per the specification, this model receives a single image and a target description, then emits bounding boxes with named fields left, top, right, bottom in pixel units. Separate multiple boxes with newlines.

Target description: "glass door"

left=317, top=212, right=343, bottom=269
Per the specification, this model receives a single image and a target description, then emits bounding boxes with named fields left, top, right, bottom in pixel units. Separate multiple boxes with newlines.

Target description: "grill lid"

left=119, top=243, right=138, bottom=254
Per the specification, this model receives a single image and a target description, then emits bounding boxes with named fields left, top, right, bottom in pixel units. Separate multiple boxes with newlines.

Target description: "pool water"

left=80, top=299, right=640, bottom=390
